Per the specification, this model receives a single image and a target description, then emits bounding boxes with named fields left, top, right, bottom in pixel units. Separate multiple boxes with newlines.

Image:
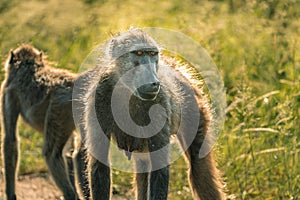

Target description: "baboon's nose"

left=150, top=81, right=160, bottom=92
left=144, top=81, right=160, bottom=93
left=136, top=82, right=160, bottom=100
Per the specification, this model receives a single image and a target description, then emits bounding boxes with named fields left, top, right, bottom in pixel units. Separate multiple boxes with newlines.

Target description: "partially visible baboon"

left=77, top=29, right=226, bottom=199
left=0, top=45, right=88, bottom=200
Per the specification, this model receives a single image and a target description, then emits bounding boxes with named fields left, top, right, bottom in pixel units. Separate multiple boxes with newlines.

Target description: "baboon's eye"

left=149, top=51, right=157, bottom=56
left=136, top=50, right=143, bottom=56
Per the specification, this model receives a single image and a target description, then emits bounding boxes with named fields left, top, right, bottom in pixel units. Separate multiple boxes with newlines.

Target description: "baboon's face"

left=125, top=47, right=160, bottom=101
left=109, top=30, right=161, bottom=101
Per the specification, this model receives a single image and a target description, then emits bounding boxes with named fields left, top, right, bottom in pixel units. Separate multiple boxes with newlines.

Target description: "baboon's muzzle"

left=136, top=81, right=160, bottom=101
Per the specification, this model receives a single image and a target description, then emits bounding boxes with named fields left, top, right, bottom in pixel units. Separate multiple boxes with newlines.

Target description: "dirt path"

left=0, top=173, right=128, bottom=200
left=0, top=173, right=62, bottom=200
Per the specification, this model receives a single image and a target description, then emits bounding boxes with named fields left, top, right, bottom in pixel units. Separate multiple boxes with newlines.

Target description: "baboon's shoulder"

left=35, top=66, right=77, bottom=89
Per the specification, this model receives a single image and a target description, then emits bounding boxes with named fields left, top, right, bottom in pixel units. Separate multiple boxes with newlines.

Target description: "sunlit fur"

left=0, top=45, right=88, bottom=200
left=78, top=29, right=226, bottom=200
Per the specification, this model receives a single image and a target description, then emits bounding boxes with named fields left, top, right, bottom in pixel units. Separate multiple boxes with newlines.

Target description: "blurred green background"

left=0, top=0, right=299, bottom=199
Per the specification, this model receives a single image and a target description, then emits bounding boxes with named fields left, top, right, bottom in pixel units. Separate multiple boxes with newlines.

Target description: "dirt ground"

left=0, top=173, right=128, bottom=200
left=0, top=173, right=62, bottom=200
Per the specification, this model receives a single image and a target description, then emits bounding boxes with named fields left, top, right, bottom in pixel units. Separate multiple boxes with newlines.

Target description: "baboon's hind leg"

left=43, top=114, right=78, bottom=200
left=43, top=133, right=77, bottom=199
left=1, top=91, right=20, bottom=200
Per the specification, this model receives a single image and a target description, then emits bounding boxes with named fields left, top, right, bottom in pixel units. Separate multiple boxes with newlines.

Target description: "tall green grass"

left=0, top=0, right=299, bottom=199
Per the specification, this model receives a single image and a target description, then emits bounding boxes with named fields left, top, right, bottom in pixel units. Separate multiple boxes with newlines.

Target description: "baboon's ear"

left=38, top=52, right=43, bottom=62
left=9, top=50, right=15, bottom=64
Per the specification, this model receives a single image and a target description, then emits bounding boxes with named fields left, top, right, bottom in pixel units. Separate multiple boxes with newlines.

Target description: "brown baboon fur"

left=0, top=45, right=88, bottom=200
left=77, top=29, right=226, bottom=200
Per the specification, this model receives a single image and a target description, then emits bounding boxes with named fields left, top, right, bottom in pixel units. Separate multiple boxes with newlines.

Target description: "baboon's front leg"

left=73, top=142, right=90, bottom=199
left=89, top=155, right=111, bottom=200
left=135, top=173, right=149, bottom=200
left=88, top=133, right=111, bottom=200
left=134, top=156, right=151, bottom=200
left=66, top=153, right=75, bottom=192
left=149, top=134, right=169, bottom=200
left=1, top=91, right=20, bottom=200
left=63, top=135, right=76, bottom=194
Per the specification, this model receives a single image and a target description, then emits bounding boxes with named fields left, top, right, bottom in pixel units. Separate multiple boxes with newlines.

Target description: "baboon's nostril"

left=149, top=81, right=160, bottom=93
left=139, top=82, right=160, bottom=94
left=152, top=81, right=160, bottom=87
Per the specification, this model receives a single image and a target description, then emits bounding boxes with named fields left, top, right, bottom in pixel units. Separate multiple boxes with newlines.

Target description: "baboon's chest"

left=95, top=80, right=171, bottom=156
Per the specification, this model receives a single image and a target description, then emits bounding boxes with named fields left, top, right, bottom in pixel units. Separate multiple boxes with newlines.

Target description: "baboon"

left=0, top=45, right=88, bottom=200
left=76, top=29, right=226, bottom=199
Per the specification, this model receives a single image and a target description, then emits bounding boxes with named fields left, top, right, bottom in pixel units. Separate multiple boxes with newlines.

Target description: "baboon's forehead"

left=108, top=30, right=159, bottom=59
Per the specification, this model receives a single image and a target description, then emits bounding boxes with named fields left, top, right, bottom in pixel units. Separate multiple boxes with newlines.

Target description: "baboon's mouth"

left=135, top=88, right=160, bottom=101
